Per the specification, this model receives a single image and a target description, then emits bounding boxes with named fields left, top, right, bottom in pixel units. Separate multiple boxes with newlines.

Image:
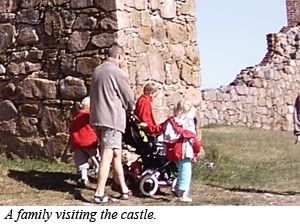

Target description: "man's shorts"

left=95, top=126, right=122, bottom=150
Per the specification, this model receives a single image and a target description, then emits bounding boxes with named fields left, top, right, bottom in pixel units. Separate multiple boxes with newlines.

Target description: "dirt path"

left=0, top=169, right=180, bottom=206
left=2, top=169, right=300, bottom=205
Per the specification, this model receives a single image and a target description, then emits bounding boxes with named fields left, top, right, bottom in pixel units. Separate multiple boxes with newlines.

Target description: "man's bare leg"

left=112, top=149, right=129, bottom=194
left=95, top=148, right=113, bottom=196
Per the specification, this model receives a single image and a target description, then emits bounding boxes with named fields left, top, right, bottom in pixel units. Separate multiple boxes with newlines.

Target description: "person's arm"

left=114, top=71, right=135, bottom=111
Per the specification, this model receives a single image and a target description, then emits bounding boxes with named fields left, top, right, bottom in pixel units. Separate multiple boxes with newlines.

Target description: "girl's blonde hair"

left=81, top=96, right=90, bottom=110
left=173, top=100, right=193, bottom=118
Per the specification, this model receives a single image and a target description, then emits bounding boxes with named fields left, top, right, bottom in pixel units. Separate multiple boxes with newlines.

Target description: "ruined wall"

left=201, top=26, right=300, bottom=131
left=0, top=0, right=201, bottom=159
left=286, top=0, right=300, bottom=26
left=201, top=1, right=300, bottom=131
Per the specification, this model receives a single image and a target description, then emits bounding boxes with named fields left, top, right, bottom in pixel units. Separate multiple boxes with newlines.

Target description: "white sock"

left=81, top=169, right=88, bottom=180
left=79, top=163, right=89, bottom=180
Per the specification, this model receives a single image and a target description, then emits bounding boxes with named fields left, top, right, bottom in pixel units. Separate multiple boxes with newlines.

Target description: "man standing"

left=90, top=43, right=135, bottom=203
left=294, top=94, right=300, bottom=143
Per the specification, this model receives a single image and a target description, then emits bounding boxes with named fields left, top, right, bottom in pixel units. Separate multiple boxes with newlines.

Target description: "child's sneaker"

left=77, top=178, right=90, bottom=187
left=176, top=190, right=192, bottom=202
left=179, top=195, right=192, bottom=202
left=172, top=187, right=183, bottom=198
left=178, top=190, right=192, bottom=202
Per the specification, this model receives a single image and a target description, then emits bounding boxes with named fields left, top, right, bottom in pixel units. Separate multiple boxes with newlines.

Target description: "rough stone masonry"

left=0, top=0, right=200, bottom=159
left=200, top=0, right=300, bottom=131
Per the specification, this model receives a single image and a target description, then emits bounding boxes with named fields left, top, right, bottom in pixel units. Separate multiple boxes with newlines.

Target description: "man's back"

left=90, top=58, right=134, bottom=133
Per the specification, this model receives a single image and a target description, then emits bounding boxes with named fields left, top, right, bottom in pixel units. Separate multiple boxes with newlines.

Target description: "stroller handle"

left=129, top=111, right=141, bottom=123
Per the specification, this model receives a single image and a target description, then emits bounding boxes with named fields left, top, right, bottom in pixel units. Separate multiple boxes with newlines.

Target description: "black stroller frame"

left=123, top=114, right=178, bottom=196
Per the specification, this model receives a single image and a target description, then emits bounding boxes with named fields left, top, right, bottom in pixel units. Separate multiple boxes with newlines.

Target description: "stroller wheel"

left=139, top=174, right=158, bottom=196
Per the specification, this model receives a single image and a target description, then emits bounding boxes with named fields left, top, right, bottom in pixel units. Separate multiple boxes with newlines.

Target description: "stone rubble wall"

left=201, top=26, right=300, bottom=131
left=286, top=0, right=300, bottom=27
left=0, top=0, right=201, bottom=159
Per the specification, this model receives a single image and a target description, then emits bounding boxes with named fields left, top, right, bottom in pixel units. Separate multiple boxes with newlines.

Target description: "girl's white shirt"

left=163, top=106, right=196, bottom=159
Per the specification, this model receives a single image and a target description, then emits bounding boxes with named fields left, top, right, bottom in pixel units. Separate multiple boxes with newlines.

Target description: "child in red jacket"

left=135, top=83, right=164, bottom=135
left=70, top=97, right=99, bottom=186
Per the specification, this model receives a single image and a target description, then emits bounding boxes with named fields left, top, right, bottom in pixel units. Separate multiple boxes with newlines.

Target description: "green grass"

left=1, top=125, right=300, bottom=205
left=0, top=156, right=74, bottom=173
left=1, top=126, right=300, bottom=192
left=194, top=126, right=300, bottom=192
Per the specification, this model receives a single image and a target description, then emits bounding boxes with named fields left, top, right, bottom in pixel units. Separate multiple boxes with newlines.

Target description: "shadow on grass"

left=7, top=169, right=92, bottom=203
left=7, top=169, right=174, bottom=204
left=207, top=184, right=300, bottom=196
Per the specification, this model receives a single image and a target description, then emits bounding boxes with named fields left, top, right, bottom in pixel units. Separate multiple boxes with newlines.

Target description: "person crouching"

left=69, top=96, right=100, bottom=187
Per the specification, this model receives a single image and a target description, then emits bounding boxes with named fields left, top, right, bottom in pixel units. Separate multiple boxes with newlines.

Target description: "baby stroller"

left=123, top=113, right=178, bottom=196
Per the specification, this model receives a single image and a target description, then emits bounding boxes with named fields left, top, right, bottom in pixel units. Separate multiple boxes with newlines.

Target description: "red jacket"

left=164, top=117, right=201, bottom=161
left=69, top=109, right=98, bottom=151
left=135, top=94, right=163, bottom=135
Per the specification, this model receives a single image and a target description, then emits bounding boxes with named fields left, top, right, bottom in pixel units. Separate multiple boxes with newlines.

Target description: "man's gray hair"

left=109, top=43, right=124, bottom=59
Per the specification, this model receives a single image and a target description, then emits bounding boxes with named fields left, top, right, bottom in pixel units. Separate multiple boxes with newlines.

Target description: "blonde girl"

left=163, top=100, right=201, bottom=202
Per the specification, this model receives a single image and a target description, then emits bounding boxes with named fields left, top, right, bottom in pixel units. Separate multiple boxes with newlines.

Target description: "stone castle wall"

left=0, top=0, right=201, bottom=159
left=201, top=26, right=300, bottom=131
left=115, top=0, right=201, bottom=123
left=286, top=0, right=300, bottom=27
